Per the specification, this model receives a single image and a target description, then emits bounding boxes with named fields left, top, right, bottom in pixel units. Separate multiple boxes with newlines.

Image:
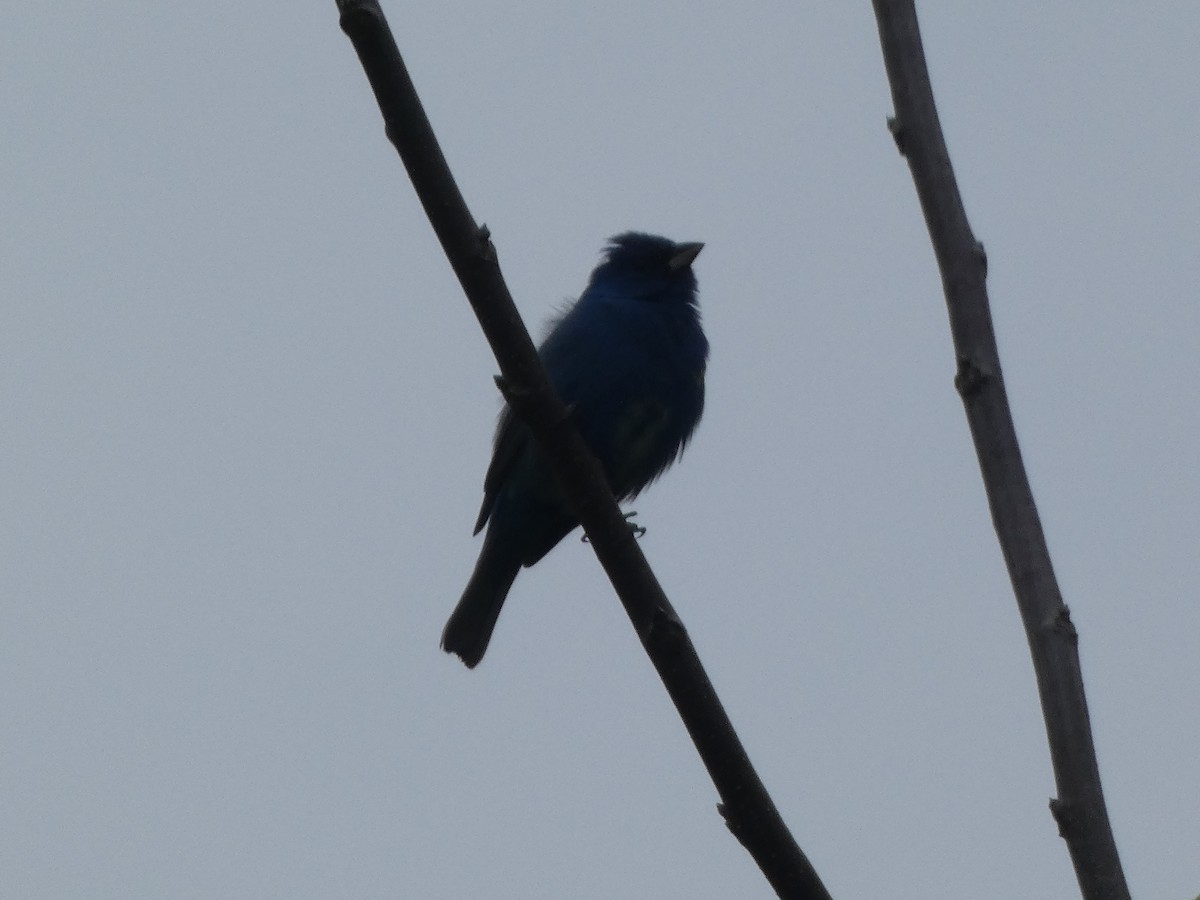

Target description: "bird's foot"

left=581, top=511, right=646, bottom=543
left=623, top=510, right=647, bottom=538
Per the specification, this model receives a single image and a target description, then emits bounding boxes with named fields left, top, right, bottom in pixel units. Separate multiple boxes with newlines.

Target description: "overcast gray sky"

left=3, top=2, right=1198, bottom=898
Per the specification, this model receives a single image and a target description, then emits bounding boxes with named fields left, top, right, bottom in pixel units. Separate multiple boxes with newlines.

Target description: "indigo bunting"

left=441, top=232, right=708, bottom=668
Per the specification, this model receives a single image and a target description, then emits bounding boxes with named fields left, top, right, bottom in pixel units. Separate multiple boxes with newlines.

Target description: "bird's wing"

left=473, top=406, right=525, bottom=535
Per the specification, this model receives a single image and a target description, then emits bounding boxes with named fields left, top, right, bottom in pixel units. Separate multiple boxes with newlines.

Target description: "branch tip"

left=337, top=0, right=382, bottom=27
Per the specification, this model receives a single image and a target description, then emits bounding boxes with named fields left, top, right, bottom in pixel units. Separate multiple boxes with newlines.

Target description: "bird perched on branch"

left=441, top=232, right=709, bottom=668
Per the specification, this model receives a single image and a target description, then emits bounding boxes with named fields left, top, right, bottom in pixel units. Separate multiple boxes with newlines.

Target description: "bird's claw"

left=626, top=510, right=647, bottom=539
left=581, top=510, right=646, bottom=543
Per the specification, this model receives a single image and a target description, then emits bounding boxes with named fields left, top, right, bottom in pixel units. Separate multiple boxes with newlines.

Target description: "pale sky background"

left=3, top=2, right=1198, bottom=898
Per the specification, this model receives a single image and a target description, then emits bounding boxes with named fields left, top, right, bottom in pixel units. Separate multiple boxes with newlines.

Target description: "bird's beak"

left=668, top=242, right=704, bottom=271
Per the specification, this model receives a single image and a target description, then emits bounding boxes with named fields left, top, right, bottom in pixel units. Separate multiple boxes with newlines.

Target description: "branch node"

left=1049, top=796, right=1076, bottom=837
left=718, top=801, right=747, bottom=839
left=974, top=240, right=988, bottom=278
left=475, top=223, right=496, bottom=262
left=493, top=373, right=524, bottom=403
left=1051, top=605, right=1079, bottom=645
left=886, top=116, right=908, bottom=155
left=953, top=356, right=988, bottom=397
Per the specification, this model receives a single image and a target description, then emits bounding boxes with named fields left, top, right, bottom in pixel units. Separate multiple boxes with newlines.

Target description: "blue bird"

left=441, top=232, right=708, bottom=668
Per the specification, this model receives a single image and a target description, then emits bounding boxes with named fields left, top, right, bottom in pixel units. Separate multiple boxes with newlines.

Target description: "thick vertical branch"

left=335, top=2, right=832, bottom=897
left=870, top=4, right=1130, bottom=900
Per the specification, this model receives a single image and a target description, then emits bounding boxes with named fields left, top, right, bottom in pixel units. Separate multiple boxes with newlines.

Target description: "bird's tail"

left=441, top=535, right=521, bottom=668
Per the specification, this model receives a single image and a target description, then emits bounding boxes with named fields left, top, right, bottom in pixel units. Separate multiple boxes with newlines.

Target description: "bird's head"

left=586, top=232, right=704, bottom=305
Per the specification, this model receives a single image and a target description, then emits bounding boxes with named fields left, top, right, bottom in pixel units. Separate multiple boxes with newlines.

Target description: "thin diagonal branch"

left=870, top=4, right=1130, bottom=899
left=335, top=2, right=831, bottom=897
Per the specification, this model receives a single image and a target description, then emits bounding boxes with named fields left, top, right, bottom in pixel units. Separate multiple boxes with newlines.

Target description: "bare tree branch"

left=335, top=2, right=832, bottom=897
left=870, top=4, right=1130, bottom=899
